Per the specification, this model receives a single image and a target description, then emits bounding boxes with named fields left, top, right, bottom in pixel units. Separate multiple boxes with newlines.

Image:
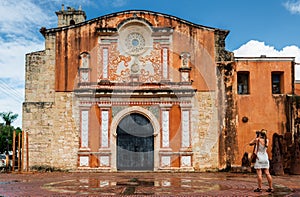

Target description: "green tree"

left=0, top=112, right=20, bottom=154
left=0, top=111, right=18, bottom=126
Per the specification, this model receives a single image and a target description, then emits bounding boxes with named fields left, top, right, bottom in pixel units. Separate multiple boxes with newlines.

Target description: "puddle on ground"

left=42, top=177, right=293, bottom=196
left=42, top=177, right=223, bottom=195
left=0, top=180, right=20, bottom=185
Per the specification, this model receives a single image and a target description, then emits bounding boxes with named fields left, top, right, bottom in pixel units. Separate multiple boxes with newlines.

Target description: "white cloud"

left=0, top=0, right=92, bottom=128
left=0, top=0, right=97, bottom=128
left=284, top=0, right=300, bottom=14
left=233, top=40, right=300, bottom=79
left=0, top=0, right=48, bottom=128
left=0, top=35, right=43, bottom=129
left=0, top=38, right=44, bottom=79
left=0, top=0, right=53, bottom=38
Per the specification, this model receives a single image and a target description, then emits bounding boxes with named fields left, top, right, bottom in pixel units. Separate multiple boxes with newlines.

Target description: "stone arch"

left=111, top=106, right=160, bottom=136
left=110, top=106, right=160, bottom=171
left=117, top=17, right=153, bottom=31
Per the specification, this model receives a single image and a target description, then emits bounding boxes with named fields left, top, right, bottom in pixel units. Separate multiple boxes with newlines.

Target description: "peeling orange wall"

left=54, top=12, right=217, bottom=92
left=234, top=60, right=293, bottom=164
left=295, top=83, right=300, bottom=95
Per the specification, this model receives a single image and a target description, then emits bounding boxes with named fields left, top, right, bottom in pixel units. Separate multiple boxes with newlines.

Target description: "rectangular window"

left=237, top=72, right=249, bottom=94
left=272, top=72, right=283, bottom=94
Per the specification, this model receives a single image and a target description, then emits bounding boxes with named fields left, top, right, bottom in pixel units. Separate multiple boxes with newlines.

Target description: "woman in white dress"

left=249, top=129, right=273, bottom=192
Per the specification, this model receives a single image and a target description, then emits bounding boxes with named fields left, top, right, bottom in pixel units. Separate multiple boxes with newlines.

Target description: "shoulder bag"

left=250, top=140, right=259, bottom=163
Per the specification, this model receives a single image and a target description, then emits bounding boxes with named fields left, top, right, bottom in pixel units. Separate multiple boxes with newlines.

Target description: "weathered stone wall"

left=192, top=91, right=219, bottom=171
left=50, top=92, right=79, bottom=169
left=24, top=35, right=56, bottom=102
left=23, top=92, right=79, bottom=170
left=216, top=62, right=238, bottom=169
left=23, top=102, right=54, bottom=167
left=215, top=30, right=235, bottom=170
left=23, top=32, right=64, bottom=169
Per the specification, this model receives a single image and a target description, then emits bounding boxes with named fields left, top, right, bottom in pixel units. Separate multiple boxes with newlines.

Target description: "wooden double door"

left=117, top=113, right=154, bottom=170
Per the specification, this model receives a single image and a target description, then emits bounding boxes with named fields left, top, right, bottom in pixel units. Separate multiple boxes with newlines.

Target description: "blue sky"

left=1, top=0, right=300, bottom=128
left=81, top=0, right=300, bottom=51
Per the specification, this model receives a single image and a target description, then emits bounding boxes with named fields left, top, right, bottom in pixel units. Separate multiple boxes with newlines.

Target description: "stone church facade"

left=23, top=6, right=296, bottom=171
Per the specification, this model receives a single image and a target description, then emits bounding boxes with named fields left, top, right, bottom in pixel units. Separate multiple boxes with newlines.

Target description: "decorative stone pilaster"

left=101, top=110, right=109, bottom=148
left=78, top=109, right=90, bottom=168
left=102, top=48, right=109, bottom=79
left=179, top=103, right=193, bottom=171
left=159, top=104, right=173, bottom=169
left=180, top=108, right=191, bottom=149
left=160, top=104, right=172, bottom=149
left=80, top=110, right=90, bottom=150
left=162, top=48, right=169, bottom=80
left=98, top=103, right=112, bottom=169
left=78, top=103, right=92, bottom=168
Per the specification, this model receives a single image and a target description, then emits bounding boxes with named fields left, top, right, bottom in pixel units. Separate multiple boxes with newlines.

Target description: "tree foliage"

left=0, top=112, right=21, bottom=154
left=0, top=111, right=18, bottom=126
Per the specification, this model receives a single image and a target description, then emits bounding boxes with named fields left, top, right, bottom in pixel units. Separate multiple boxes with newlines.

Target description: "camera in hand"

left=256, top=131, right=261, bottom=137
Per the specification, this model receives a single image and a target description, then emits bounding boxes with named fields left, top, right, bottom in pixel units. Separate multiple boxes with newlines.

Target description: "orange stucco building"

left=22, top=6, right=298, bottom=172
left=234, top=57, right=294, bottom=163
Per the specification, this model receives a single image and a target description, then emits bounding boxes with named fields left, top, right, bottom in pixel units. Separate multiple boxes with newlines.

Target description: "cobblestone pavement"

left=0, top=171, right=299, bottom=196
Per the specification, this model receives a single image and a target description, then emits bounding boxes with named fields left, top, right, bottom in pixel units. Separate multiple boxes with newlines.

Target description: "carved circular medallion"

left=131, top=62, right=139, bottom=73
left=125, top=32, right=145, bottom=55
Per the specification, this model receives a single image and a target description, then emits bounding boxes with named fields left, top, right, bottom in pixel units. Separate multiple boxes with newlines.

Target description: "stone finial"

left=61, top=4, right=64, bottom=11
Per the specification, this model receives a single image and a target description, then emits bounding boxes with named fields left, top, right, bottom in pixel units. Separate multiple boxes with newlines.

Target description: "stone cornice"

left=40, top=10, right=229, bottom=37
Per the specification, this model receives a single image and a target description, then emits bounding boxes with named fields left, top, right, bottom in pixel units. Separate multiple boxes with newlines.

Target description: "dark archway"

left=117, top=113, right=154, bottom=170
left=70, top=19, right=75, bottom=25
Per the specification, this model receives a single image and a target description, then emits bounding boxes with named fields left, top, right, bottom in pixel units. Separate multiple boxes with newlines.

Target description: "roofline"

left=41, top=9, right=229, bottom=35
left=295, top=80, right=300, bottom=84
left=235, top=56, right=295, bottom=62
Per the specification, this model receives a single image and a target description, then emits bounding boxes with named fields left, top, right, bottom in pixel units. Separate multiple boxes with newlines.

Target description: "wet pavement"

left=0, top=171, right=299, bottom=196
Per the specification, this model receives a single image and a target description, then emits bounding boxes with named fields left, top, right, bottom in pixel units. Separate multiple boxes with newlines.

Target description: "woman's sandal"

left=254, top=188, right=262, bottom=192
left=266, top=188, right=274, bottom=192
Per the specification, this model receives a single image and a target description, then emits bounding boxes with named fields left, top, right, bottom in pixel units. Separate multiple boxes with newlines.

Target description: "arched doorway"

left=117, top=113, right=154, bottom=170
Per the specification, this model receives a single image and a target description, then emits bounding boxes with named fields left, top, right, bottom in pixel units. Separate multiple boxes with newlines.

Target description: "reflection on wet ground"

left=43, top=177, right=225, bottom=195
left=0, top=172, right=297, bottom=196
left=41, top=175, right=293, bottom=196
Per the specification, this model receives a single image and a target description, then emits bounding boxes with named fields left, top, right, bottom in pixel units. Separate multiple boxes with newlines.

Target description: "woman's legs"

left=256, top=169, right=262, bottom=189
left=263, top=169, right=273, bottom=189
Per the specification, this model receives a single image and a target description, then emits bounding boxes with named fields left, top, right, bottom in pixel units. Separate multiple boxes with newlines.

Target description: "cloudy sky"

left=1, top=0, right=300, bottom=128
